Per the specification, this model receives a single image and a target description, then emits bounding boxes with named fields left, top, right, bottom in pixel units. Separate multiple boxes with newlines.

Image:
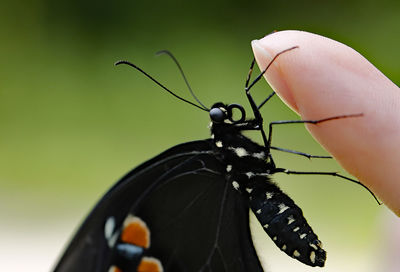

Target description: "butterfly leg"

left=244, top=58, right=256, bottom=89
left=266, top=114, right=363, bottom=156
left=270, top=146, right=332, bottom=159
left=243, top=57, right=276, bottom=116
left=265, top=114, right=382, bottom=204
left=244, top=47, right=299, bottom=122
left=243, top=47, right=299, bottom=153
left=272, top=168, right=380, bottom=204
left=243, top=59, right=270, bottom=153
left=258, top=91, right=276, bottom=110
left=245, top=46, right=299, bottom=96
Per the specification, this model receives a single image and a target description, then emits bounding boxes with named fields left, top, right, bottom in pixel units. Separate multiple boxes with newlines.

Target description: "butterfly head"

left=209, top=103, right=246, bottom=124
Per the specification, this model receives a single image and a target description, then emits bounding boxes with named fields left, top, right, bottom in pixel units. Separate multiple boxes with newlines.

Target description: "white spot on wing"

left=273, top=236, right=277, bottom=241
left=226, top=165, right=232, bottom=172
left=108, top=265, right=119, bottom=272
left=245, top=172, right=255, bottom=178
left=263, top=224, right=269, bottom=229
left=278, top=203, right=289, bottom=214
left=287, top=215, right=295, bottom=225
left=246, top=188, right=253, bottom=194
left=282, top=244, right=287, bottom=250
left=123, top=214, right=145, bottom=228
left=108, top=233, right=119, bottom=248
left=300, top=233, right=307, bottom=239
left=215, top=141, right=223, bottom=148
left=293, top=227, right=300, bottom=232
left=104, top=217, right=115, bottom=240
left=256, top=209, right=261, bottom=214
left=232, top=181, right=240, bottom=190
left=105, top=217, right=119, bottom=248
left=293, top=250, right=300, bottom=257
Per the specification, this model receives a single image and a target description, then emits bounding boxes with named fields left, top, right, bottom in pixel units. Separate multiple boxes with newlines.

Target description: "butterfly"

left=53, top=47, right=378, bottom=272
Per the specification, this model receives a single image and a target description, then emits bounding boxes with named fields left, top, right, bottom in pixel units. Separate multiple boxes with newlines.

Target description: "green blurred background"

left=0, top=0, right=399, bottom=271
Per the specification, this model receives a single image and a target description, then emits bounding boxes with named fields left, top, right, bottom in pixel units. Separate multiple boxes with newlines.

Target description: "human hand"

left=251, top=30, right=400, bottom=216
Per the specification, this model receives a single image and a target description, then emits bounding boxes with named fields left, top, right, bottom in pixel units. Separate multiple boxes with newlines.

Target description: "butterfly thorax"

left=213, top=121, right=270, bottom=158
left=209, top=120, right=274, bottom=191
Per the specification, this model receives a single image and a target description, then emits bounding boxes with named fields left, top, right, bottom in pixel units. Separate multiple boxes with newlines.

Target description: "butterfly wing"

left=53, top=140, right=263, bottom=272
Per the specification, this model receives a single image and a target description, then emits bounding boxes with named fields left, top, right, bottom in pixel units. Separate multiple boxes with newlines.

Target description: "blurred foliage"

left=0, top=0, right=398, bottom=271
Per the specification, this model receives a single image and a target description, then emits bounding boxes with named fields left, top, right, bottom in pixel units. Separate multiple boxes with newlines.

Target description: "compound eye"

left=209, top=108, right=225, bottom=123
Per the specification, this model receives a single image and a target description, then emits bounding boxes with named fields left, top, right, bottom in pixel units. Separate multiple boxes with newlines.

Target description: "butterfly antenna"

left=156, top=50, right=209, bottom=111
left=115, top=60, right=208, bottom=112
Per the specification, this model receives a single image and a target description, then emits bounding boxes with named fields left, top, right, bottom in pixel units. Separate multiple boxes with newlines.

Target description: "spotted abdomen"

left=246, top=176, right=326, bottom=267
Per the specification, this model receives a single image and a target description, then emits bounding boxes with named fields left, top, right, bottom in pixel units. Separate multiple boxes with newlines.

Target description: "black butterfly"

left=53, top=47, right=378, bottom=272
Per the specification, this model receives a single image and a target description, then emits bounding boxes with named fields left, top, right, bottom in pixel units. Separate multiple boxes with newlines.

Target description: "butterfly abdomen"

left=246, top=177, right=326, bottom=267
left=211, top=122, right=326, bottom=267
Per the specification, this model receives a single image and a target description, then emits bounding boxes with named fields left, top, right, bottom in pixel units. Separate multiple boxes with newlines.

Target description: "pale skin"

left=251, top=30, right=400, bottom=216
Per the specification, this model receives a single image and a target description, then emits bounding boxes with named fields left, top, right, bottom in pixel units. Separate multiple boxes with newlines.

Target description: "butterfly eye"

left=209, top=107, right=225, bottom=123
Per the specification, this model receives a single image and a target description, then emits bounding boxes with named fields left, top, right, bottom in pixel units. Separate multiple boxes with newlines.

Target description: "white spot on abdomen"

left=310, top=251, right=316, bottom=263
left=278, top=203, right=289, bottom=214
left=287, top=215, right=295, bottom=225
left=299, top=233, right=307, bottom=239
left=310, top=243, right=318, bottom=250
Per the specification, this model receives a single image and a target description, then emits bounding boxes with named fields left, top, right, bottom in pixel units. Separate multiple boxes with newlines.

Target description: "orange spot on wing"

left=121, top=216, right=150, bottom=248
left=137, top=257, right=163, bottom=272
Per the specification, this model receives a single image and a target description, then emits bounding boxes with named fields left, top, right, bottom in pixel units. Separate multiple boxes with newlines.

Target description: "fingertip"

left=251, top=34, right=300, bottom=112
left=251, top=30, right=400, bottom=215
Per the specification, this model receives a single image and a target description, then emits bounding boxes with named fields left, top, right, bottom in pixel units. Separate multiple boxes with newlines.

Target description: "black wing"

left=53, top=140, right=263, bottom=272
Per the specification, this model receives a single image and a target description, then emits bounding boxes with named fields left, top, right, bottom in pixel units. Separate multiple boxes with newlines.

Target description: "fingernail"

left=251, top=38, right=298, bottom=112
left=251, top=39, right=273, bottom=64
